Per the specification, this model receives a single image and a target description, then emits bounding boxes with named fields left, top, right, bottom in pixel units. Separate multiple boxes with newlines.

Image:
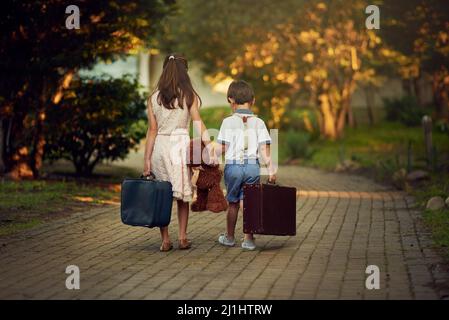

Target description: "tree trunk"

left=364, top=87, right=375, bottom=126
left=3, top=113, right=34, bottom=179
left=319, top=93, right=337, bottom=140
left=30, top=111, right=46, bottom=178
left=347, top=104, right=355, bottom=129
left=30, top=79, right=48, bottom=178
left=336, top=103, right=347, bottom=139
left=432, top=70, right=449, bottom=119
left=413, top=76, right=423, bottom=107
left=8, top=147, right=33, bottom=179
left=402, top=78, right=414, bottom=97
left=73, top=150, right=100, bottom=177
left=0, top=119, right=5, bottom=174
left=86, top=154, right=101, bottom=176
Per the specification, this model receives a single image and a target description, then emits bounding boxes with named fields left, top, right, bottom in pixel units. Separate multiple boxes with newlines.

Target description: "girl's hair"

left=155, top=53, right=201, bottom=110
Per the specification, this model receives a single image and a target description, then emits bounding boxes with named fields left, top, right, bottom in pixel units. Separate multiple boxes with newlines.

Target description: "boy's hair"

left=227, top=80, right=254, bottom=105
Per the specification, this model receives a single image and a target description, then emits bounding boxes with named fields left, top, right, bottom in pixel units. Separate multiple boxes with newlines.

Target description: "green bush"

left=435, top=118, right=449, bottom=134
left=283, top=108, right=320, bottom=140
left=283, top=130, right=314, bottom=160
left=383, top=95, right=427, bottom=126
left=199, top=106, right=231, bottom=132
left=45, top=76, right=147, bottom=176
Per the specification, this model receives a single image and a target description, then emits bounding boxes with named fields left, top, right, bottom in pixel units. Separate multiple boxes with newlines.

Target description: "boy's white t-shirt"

left=217, top=109, right=271, bottom=162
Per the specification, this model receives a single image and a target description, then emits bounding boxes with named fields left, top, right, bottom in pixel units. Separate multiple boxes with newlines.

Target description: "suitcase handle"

left=140, top=172, right=156, bottom=180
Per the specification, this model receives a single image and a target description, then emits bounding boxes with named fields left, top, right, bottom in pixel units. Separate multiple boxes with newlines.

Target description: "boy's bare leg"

left=239, top=199, right=255, bottom=241
left=244, top=233, right=254, bottom=240
left=226, top=202, right=240, bottom=239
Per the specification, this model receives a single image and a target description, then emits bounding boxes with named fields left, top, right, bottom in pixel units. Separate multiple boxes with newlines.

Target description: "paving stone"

left=0, top=166, right=448, bottom=299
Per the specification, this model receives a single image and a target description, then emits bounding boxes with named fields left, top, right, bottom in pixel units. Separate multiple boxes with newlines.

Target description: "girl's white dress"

left=150, top=91, right=193, bottom=202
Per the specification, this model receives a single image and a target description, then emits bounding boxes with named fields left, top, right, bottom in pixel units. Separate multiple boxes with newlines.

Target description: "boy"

left=216, top=80, right=276, bottom=250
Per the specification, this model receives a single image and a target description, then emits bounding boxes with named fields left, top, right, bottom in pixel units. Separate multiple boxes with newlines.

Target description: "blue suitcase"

left=120, top=173, right=173, bottom=228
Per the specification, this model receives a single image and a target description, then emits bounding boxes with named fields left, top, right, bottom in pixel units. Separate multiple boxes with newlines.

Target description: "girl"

left=143, top=53, right=213, bottom=252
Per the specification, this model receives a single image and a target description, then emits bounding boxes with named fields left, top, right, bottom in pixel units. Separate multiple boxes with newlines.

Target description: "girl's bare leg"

left=177, top=200, right=189, bottom=240
left=160, top=226, right=170, bottom=243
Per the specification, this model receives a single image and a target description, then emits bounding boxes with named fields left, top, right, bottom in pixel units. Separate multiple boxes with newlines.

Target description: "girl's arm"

left=143, top=98, right=158, bottom=175
left=189, top=96, right=218, bottom=164
left=189, top=96, right=211, bottom=146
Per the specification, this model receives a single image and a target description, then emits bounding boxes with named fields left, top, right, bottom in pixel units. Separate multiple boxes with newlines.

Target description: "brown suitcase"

left=243, top=183, right=297, bottom=236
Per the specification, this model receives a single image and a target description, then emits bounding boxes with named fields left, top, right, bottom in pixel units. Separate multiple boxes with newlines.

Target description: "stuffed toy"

left=186, top=139, right=228, bottom=213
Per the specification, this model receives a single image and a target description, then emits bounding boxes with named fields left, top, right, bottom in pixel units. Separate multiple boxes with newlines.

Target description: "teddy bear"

left=186, top=138, right=228, bottom=213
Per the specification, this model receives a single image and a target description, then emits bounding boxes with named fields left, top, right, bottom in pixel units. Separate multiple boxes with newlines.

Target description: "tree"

left=0, top=0, right=173, bottom=178
left=381, top=0, right=449, bottom=118
left=165, top=0, right=394, bottom=139
left=45, top=76, right=147, bottom=176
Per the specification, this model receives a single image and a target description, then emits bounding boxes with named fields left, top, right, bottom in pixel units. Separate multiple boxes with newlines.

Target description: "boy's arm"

left=258, top=120, right=276, bottom=182
left=259, top=143, right=276, bottom=183
left=215, top=142, right=228, bottom=156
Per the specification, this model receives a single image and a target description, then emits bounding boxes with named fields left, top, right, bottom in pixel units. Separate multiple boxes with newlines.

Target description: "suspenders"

left=233, top=114, right=253, bottom=162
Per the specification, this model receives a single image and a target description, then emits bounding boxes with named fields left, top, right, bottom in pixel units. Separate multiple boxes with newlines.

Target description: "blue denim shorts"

left=224, top=160, right=260, bottom=203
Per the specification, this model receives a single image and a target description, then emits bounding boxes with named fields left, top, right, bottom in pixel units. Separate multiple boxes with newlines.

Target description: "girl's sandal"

left=160, top=241, right=173, bottom=252
left=178, top=239, right=192, bottom=250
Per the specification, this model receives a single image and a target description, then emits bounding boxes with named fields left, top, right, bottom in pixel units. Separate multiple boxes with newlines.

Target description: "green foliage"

left=435, top=118, right=449, bottom=134
left=44, top=76, right=147, bottom=176
left=383, top=96, right=427, bottom=126
left=164, top=0, right=388, bottom=135
left=412, top=172, right=449, bottom=258
left=0, top=219, right=41, bottom=237
left=0, top=178, right=119, bottom=236
left=199, top=106, right=232, bottom=133
left=0, top=0, right=171, bottom=76
left=380, top=0, right=449, bottom=119
left=282, top=130, right=314, bottom=161
left=303, top=122, right=449, bottom=171
left=283, top=108, right=321, bottom=139
left=423, top=208, right=449, bottom=258
left=0, top=0, right=172, bottom=176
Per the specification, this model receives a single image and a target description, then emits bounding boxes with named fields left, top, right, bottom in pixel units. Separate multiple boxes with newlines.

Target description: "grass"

left=302, top=122, right=449, bottom=172
left=412, top=176, right=449, bottom=258
left=0, top=219, right=41, bottom=237
left=43, top=159, right=141, bottom=183
left=423, top=208, right=449, bottom=258
left=297, top=121, right=449, bottom=258
left=0, top=179, right=119, bottom=211
left=0, top=162, right=129, bottom=237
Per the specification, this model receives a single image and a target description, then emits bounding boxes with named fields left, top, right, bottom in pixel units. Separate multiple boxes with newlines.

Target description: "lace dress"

left=150, top=92, right=193, bottom=202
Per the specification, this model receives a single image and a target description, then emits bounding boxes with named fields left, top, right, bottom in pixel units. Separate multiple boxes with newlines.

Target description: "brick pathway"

left=1, top=166, right=448, bottom=300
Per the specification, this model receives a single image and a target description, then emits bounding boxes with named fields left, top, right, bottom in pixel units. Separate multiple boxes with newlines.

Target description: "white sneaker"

left=218, top=234, right=235, bottom=247
left=241, top=239, right=256, bottom=251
